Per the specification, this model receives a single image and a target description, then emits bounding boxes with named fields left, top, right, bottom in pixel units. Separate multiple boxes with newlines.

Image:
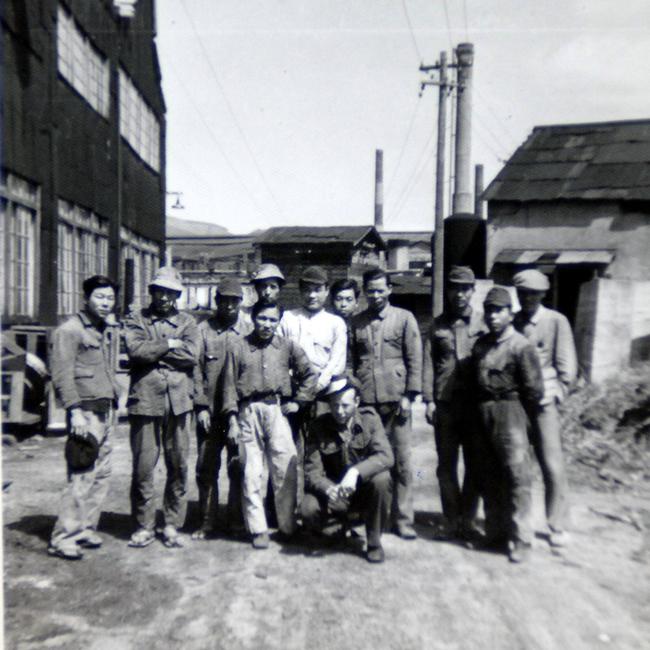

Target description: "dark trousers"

left=434, top=400, right=481, bottom=529
left=478, top=399, right=533, bottom=545
left=195, top=417, right=243, bottom=532
left=301, top=471, right=392, bottom=548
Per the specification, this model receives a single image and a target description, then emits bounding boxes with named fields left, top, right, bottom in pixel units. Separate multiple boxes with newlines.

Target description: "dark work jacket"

left=304, top=407, right=394, bottom=497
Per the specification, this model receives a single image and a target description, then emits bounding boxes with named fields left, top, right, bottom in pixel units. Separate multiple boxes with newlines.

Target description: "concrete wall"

left=487, top=201, right=650, bottom=281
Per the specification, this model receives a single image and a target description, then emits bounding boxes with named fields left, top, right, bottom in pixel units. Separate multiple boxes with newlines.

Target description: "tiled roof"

left=256, top=226, right=385, bottom=248
left=484, top=119, right=650, bottom=202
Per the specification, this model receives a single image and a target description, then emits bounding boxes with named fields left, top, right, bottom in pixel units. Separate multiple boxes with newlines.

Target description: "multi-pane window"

left=121, top=227, right=161, bottom=309
left=119, top=69, right=161, bottom=171
left=57, top=200, right=109, bottom=315
left=57, top=5, right=110, bottom=117
left=0, top=173, right=39, bottom=318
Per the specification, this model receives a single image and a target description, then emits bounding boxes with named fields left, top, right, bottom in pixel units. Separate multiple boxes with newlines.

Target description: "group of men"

left=47, top=258, right=576, bottom=565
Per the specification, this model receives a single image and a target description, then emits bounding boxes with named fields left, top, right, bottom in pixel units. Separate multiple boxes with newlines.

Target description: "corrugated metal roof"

left=494, top=249, right=615, bottom=265
left=484, top=119, right=650, bottom=202
left=256, top=226, right=385, bottom=248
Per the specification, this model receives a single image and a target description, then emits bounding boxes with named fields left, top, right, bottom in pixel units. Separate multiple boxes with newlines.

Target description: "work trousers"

left=50, top=409, right=113, bottom=551
left=195, top=417, right=243, bottom=532
left=478, top=399, right=533, bottom=545
left=434, top=400, right=481, bottom=530
left=372, top=403, right=413, bottom=528
left=529, top=401, right=568, bottom=532
left=239, top=402, right=297, bottom=536
left=129, top=402, right=192, bottom=531
left=302, top=471, right=392, bottom=548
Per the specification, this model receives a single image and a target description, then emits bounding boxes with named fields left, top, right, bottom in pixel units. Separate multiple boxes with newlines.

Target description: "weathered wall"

left=487, top=200, right=650, bottom=281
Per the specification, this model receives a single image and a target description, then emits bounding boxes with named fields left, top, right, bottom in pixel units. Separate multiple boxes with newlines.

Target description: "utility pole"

left=420, top=52, right=453, bottom=317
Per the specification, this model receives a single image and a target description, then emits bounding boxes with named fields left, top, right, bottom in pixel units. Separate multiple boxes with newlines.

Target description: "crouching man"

left=302, top=375, right=394, bottom=563
left=48, top=275, right=120, bottom=560
left=222, top=302, right=317, bottom=549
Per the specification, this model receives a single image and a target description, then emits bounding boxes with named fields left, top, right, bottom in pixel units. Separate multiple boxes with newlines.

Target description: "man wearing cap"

left=280, top=266, right=347, bottom=396
left=251, top=263, right=285, bottom=306
left=472, top=286, right=544, bottom=563
left=124, top=266, right=199, bottom=549
left=193, top=277, right=252, bottom=540
left=302, top=375, right=394, bottom=563
left=513, top=269, right=577, bottom=547
left=422, top=265, right=487, bottom=539
left=222, top=301, right=317, bottom=549
left=48, top=275, right=121, bottom=560
left=350, top=268, right=422, bottom=540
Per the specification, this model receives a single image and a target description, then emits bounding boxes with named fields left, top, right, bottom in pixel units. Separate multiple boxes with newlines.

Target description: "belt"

left=241, top=393, right=281, bottom=406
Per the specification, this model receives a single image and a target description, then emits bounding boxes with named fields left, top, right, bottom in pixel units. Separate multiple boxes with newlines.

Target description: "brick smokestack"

left=452, top=43, right=474, bottom=215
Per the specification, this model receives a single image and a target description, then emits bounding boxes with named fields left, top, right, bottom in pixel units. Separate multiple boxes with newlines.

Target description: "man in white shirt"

left=280, top=266, right=348, bottom=395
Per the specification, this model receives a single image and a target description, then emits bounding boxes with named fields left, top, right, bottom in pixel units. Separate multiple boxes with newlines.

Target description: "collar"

left=370, top=304, right=391, bottom=320
left=495, top=324, right=515, bottom=343
left=299, top=307, right=325, bottom=319
left=333, top=413, right=364, bottom=441
left=211, top=313, right=245, bottom=335
left=444, top=305, right=473, bottom=325
left=516, top=304, right=545, bottom=325
left=146, top=306, right=181, bottom=326
left=247, top=332, right=282, bottom=349
left=78, top=310, right=109, bottom=330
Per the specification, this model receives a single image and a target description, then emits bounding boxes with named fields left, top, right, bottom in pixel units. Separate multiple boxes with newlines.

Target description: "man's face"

left=517, top=288, right=545, bottom=315
left=253, top=306, right=281, bottom=340
left=300, top=281, right=328, bottom=312
left=85, top=287, right=116, bottom=322
left=329, top=387, right=360, bottom=427
left=364, top=277, right=391, bottom=313
left=332, top=289, right=358, bottom=320
left=484, top=305, right=513, bottom=335
left=446, top=283, right=474, bottom=314
left=216, top=295, right=242, bottom=323
left=150, top=287, right=180, bottom=315
left=255, top=279, right=281, bottom=305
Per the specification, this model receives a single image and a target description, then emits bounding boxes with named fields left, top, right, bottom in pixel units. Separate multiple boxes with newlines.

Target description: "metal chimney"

left=374, top=149, right=384, bottom=230
left=452, top=43, right=474, bottom=215
left=474, top=163, right=484, bottom=219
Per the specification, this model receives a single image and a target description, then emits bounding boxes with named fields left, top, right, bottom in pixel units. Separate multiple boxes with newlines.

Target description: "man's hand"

left=425, top=401, right=436, bottom=425
left=69, top=408, right=88, bottom=438
left=326, top=484, right=350, bottom=512
left=338, top=468, right=359, bottom=498
left=398, top=395, right=412, bottom=420
left=281, top=401, right=299, bottom=416
left=167, top=338, right=182, bottom=350
left=227, top=415, right=240, bottom=445
left=197, top=409, right=211, bottom=432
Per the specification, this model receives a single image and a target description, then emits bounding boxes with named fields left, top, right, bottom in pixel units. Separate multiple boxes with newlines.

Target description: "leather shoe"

left=508, top=540, right=532, bottom=564
left=395, top=524, right=417, bottom=540
left=76, top=531, right=102, bottom=548
left=366, top=545, right=385, bottom=563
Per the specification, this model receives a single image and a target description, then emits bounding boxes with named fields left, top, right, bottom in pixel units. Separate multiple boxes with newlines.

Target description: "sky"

left=156, top=0, right=650, bottom=234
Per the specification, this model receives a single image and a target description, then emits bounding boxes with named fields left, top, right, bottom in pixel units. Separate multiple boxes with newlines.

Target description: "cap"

left=300, top=266, right=328, bottom=285
left=447, top=265, right=475, bottom=285
left=65, top=433, right=100, bottom=471
left=513, top=269, right=550, bottom=291
left=323, top=373, right=362, bottom=397
left=217, top=277, right=243, bottom=298
left=149, top=266, right=184, bottom=293
left=483, top=286, right=512, bottom=308
left=252, top=263, right=285, bottom=284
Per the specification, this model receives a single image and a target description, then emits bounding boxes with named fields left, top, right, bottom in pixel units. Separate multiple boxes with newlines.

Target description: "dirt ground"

left=3, top=403, right=650, bottom=650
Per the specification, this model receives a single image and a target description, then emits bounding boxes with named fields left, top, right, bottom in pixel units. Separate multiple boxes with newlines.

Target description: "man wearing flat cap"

left=124, top=266, right=199, bottom=549
left=513, top=269, right=577, bottom=548
left=471, top=286, right=544, bottom=563
left=48, top=275, right=120, bottom=560
left=302, top=375, right=394, bottom=563
left=193, top=277, right=252, bottom=540
left=422, top=265, right=487, bottom=540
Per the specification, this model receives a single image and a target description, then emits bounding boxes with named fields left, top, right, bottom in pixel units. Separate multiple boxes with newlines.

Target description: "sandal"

left=128, top=528, right=155, bottom=548
left=161, top=525, right=183, bottom=548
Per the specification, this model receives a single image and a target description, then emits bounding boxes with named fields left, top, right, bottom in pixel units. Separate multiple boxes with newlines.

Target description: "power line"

left=400, top=0, right=423, bottom=62
left=386, top=95, right=423, bottom=200
left=474, top=86, right=519, bottom=146
left=441, top=0, right=454, bottom=50
left=165, top=58, right=273, bottom=223
left=393, top=145, right=436, bottom=220
left=179, top=0, right=285, bottom=220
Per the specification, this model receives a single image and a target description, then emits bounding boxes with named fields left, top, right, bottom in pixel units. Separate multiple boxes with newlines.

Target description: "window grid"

left=57, top=5, right=110, bottom=117
left=118, top=69, right=161, bottom=171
